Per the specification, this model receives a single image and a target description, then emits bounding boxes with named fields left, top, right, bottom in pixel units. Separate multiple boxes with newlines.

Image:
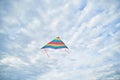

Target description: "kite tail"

left=64, top=49, right=70, bottom=54
left=43, top=49, right=50, bottom=58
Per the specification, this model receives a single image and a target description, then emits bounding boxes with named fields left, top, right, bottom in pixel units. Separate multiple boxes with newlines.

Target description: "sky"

left=0, top=0, right=120, bottom=80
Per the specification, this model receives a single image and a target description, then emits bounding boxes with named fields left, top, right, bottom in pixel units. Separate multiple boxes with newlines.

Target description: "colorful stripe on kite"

left=41, top=37, right=68, bottom=49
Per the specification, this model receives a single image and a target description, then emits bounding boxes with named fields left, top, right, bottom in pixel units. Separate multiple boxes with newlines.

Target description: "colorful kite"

left=41, top=37, right=69, bottom=57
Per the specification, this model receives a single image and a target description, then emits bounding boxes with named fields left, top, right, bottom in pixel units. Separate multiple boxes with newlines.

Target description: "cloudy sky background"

left=0, top=0, right=120, bottom=80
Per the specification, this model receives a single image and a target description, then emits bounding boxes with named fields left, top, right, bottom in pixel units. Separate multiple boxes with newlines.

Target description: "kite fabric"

left=41, top=37, right=68, bottom=49
left=41, top=37, right=69, bottom=57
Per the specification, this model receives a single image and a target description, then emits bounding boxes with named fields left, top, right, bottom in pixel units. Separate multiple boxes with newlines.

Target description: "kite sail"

left=41, top=37, right=69, bottom=57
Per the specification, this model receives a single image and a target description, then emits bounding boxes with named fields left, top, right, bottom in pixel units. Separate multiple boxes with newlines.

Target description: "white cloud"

left=0, top=0, right=120, bottom=80
left=0, top=56, right=29, bottom=68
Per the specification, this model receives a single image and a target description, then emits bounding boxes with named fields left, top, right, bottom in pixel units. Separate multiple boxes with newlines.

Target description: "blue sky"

left=0, top=0, right=120, bottom=80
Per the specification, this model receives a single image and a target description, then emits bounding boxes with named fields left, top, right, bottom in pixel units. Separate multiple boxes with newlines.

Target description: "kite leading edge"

left=41, top=37, right=69, bottom=57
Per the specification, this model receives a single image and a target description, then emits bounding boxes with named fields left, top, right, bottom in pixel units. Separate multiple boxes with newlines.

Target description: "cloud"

left=0, top=56, right=29, bottom=68
left=0, top=0, right=120, bottom=80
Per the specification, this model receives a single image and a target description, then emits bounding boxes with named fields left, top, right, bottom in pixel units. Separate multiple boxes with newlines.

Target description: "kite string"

left=64, top=49, right=70, bottom=54
left=43, top=49, right=50, bottom=58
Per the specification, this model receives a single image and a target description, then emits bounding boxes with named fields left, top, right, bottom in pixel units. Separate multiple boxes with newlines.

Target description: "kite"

left=41, top=37, right=69, bottom=57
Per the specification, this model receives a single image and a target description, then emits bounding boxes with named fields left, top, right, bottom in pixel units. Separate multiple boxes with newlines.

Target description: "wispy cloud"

left=0, top=0, right=120, bottom=80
